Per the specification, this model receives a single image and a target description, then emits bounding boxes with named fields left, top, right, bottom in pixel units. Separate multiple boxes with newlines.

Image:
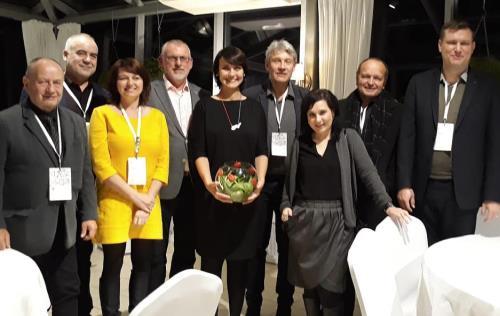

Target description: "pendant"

left=231, top=122, right=242, bottom=131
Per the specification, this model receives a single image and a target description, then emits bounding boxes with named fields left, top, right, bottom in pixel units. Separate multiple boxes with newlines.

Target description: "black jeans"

left=152, top=176, right=196, bottom=285
left=100, top=239, right=162, bottom=316
left=76, top=220, right=94, bottom=316
left=418, top=179, right=477, bottom=245
left=202, top=257, right=248, bottom=316
left=246, top=176, right=294, bottom=315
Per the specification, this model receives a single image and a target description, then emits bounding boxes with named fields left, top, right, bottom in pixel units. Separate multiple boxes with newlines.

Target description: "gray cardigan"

left=281, top=128, right=392, bottom=229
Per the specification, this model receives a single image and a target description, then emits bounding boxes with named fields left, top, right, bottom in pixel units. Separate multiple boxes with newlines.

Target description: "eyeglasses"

left=165, top=56, right=191, bottom=63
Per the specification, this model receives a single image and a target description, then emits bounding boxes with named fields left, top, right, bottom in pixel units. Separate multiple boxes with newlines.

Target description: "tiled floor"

left=89, top=245, right=307, bottom=316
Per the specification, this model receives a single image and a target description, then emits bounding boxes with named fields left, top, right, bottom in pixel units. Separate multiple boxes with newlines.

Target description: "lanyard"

left=63, top=82, right=93, bottom=120
left=359, top=106, right=368, bottom=132
left=273, top=88, right=288, bottom=132
left=443, top=81, right=458, bottom=123
left=120, top=106, right=142, bottom=157
left=34, top=109, right=62, bottom=167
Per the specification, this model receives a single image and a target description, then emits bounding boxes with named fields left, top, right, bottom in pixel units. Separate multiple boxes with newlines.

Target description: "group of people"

left=0, top=18, right=499, bottom=316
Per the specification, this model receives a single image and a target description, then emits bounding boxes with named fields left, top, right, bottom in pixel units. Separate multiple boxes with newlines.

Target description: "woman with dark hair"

left=89, top=58, right=169, bottom=315
left=280, top=89, right=409, bottom=315
left=188, top=46, right=268, bottom=315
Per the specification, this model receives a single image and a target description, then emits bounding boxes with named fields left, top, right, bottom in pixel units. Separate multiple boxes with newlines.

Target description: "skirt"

left=285, top=200, right=354, bottom=293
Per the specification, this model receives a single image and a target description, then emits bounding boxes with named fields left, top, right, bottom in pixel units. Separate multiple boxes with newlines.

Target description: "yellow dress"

left=89, top=105, right=169, bottom=244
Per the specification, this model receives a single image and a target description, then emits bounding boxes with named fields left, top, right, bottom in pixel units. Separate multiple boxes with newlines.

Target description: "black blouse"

left=295, top=136, right=342, bottom=201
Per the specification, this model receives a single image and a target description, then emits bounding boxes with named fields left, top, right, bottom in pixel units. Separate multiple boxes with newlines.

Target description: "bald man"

left=0, top=58, right=97, bottom=316
left=62, top=33, right=108, bottom=316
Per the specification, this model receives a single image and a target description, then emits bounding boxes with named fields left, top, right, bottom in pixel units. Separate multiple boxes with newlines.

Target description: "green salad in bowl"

left=215, top=161, right=258, bottom=203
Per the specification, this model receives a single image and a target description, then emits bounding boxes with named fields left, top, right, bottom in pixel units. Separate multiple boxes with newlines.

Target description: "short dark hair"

left=107, top=58, right=151, bottom=105
left=212, top=46, right=248, bottom=88
left=440, top=20, right=474, bottom=40
left=300, top=89, right=341, bottom=141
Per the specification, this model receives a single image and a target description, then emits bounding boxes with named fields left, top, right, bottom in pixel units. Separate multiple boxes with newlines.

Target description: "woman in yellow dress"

left=89, top=58, right=169, bottom=316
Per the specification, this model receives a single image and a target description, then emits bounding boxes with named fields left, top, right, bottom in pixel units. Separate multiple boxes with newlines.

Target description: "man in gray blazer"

left=0, top=58, right=97, bottom=316
left=148, top=39, right=209, bottom=282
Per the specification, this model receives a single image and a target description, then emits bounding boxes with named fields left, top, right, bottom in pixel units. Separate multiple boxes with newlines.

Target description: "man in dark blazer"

left=338, top=58, right=402, bottom=229
left=244, top=39, right=308, bottom=316
left=62, top=33, right=108, bottom=316
left=148, top=39, right=209, bottom=283
left=397, top=20, right=500, bottom=245
left=0, top=58, right=97, bottom=315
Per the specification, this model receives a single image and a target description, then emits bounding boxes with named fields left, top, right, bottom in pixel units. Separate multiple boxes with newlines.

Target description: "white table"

left=417, top=235, right=500, bottom=316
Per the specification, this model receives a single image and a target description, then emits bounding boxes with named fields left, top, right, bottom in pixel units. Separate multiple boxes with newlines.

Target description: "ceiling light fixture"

left=158, top=0, right=300, bottom=15
left=389, top=0, right=399, bottom=10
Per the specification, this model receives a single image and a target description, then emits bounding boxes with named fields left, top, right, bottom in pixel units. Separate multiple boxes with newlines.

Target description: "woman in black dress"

left=187, top=46, right=268, bottom=316
left=280, top=89, right=410, bottom=315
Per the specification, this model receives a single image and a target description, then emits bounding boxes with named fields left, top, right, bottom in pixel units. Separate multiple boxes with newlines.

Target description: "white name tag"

left=433, top=123, right=454, bottom=151
left=128, top=157, right=147, bottom=185
left=271, top=132, right=287, bottom=157
left=49, top=167, right=72, bottom=201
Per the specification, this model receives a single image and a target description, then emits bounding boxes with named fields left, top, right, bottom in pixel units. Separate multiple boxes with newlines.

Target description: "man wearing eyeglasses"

left=244, top=39, right=308, bottom=316
left=148, top=39, right=209, bottom=285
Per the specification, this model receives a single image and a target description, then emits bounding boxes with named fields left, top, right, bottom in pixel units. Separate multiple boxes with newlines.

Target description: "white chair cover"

left=348, top=228, right=404, bottom=316
left=129, top=269, right=223, bottom=316
left=376, top=216, right=428, bottom=316
left=0, top=249, right=51, bottom=316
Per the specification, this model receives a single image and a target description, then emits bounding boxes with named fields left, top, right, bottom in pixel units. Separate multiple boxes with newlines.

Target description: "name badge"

left=128, top=157, right=147, bottom=185
left=433, top=123, right=454, bottom=151
left=49, top=167, right=72, bottom=201
left=271, top=132, right=287, bottom=157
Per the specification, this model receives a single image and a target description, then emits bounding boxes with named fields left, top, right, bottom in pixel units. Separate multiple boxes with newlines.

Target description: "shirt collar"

left=64, top=77, right=92, bottom=93
left=440, top=71, right=468, bottom=84
left=164, top=75, right=190, bottom=93
left=266, top=81, right=295, bottom=100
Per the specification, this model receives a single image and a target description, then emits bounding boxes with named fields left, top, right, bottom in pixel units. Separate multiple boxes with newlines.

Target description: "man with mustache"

left=398, top=20, right=500, bottom=245
left=244, top=39, right=308, bottom=316
left=148, top=39, right=209, bottom=284
left=0, top=57, right=97, bottom=316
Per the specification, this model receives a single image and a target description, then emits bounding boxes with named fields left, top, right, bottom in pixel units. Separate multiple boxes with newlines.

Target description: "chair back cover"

left=0, top=248, right=51, bottom=316
left=129, top=269, right=223, bottom=316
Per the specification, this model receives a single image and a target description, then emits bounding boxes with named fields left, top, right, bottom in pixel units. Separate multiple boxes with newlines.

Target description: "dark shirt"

left=295, top=136, right=342, bottom=201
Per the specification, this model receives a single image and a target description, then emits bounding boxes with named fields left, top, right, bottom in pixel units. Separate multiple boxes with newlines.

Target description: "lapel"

left=153, top=80, right=184, bottom=137
left=189, top=83, right=200, bottom=109
left=258, top=82, right=270, bottom=121
left=59, top=109, right=75, bottom=165
left=22, top=103, right=59, bottom=166
left=455, top=70, right=476, bottom=130
left=430, top=69, right=440, bottom=127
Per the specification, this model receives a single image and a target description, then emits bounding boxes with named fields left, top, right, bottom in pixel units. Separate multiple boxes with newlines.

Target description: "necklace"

left=220, top=99, right=242, bottom=131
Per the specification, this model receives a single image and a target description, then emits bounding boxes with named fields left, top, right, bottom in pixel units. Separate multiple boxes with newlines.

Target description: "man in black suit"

left=339, top=58, right=402, bottom=229
left=244, top=39, right=308, bottom=316
left=0, top=58, right=97, bottom=315
left=148, top=39, right=209, bottom=284
left=397, top=20, right=500, bottom=245
left=62, top=33, right=108, bottom=316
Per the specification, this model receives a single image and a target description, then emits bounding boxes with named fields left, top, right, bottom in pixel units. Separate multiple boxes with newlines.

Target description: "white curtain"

left=318, top=0, right=374, bottom=98
left=22, top=20, right=81, bottom=67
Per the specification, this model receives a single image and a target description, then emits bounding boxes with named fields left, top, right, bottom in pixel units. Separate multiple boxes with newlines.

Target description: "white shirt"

left=164, top=75, right=193, bottom=136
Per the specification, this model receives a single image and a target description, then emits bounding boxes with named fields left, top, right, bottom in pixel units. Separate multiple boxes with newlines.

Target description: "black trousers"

left=418, top=179, right=477, bottom=245
left=154, top=175, right=196, bottom=283
left=202, top=257, right=248, bottom=316
left=76, top=221, right=94, bottom=316
left=100, top=239, right=162, bottom=316
left=246, top=176, right=294, bottom=315
left=32, top=208, right=80, bottom=316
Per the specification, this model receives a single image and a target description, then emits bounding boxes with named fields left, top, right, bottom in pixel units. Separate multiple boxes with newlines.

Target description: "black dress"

left=188, top=97, right=268, bottom=260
